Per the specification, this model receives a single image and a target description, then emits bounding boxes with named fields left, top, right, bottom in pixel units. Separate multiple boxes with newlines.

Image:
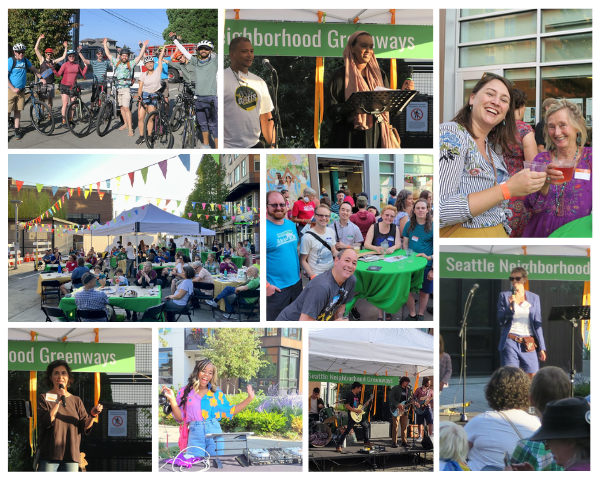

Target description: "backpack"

left=9, top=57, right=32, bottom=75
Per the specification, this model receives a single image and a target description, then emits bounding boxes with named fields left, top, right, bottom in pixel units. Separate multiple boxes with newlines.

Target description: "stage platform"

left=159, top=455, right=302, bottom=473
left=309, top=438, right=432, bottom=471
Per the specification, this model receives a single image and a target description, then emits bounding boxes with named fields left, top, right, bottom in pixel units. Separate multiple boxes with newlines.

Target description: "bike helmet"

left=196, top=40, right=214, bottom=50
left=143, top=55, right=154, bottom=64
left=13, top=43, right=26, bottom=52
left=120, top=48, right=131, bottom=56
left=44, top=48, right=54, bottom=54
left=172, top=50, right=183, bottom=61
left=66, top=50, right=76, bottom=56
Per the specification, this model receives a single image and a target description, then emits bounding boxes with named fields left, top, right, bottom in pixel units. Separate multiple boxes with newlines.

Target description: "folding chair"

left=172, top=293, right=195, bottom=322
left=40, top=280, right=62, bottom=309
left=233, top=289, right=260, bottom=321
left=138, top=303, right=166, bottom=322
left=193, top=283, right=216, bottom=318
left=42, top=306, right=77, bottom=322
left=76, top=309, right=111, bottom=322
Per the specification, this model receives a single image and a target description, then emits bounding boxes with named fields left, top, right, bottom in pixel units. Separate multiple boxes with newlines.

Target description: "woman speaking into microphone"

left=37, top=360, right=103, bottom=472
left=497, top=267, right=546, bottom=379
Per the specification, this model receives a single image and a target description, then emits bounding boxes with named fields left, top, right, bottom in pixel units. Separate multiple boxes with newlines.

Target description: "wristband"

left=310, top=275, right=316, bottom=280
left=266, top=282, right=271, bottom=289
left=90, top=411, right=98, bottom=417
left=500, top=182, right=511, bottom=200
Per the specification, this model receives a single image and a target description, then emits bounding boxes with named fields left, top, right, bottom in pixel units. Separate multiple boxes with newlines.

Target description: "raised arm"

left=134, top=40, right=149, bottom=64
left=156, top=44, right=166, bottom=73
left=34, top=34, right=44, bottom=63
left=77, top=45, right=90, bottom=65
left=170, top=33, right=192, bottom=60
left=232, top=385, right=255, bottom=415
left=55, top=41, right=69, bottom=63
left=103, top=38, right=113, bottom=60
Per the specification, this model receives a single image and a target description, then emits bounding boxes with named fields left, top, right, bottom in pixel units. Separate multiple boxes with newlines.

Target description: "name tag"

left=521, top=301, right=532, bottom=309
left=574, top=169, right=591, bottom=181
left=412, top=236, right=419, bottom=242
left=387, top=237, right=394, bottom=242
left=45, top=393, right=58, bottom=402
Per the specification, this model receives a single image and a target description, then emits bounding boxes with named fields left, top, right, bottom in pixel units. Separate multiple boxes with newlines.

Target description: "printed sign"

left=309, top=371, right=396, bottom=386
left=406, top=101, right=428, bottom=132
left=108, top=410, right=127, bottom=437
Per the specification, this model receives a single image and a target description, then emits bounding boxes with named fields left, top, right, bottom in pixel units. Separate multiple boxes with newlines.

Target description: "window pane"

left=405, top=154, right=433, bottom=165
left=460, top=12, right=536, bottom=43
left=542, top=33, right=592, bottom=62
left=541, top=64, right=592, bottom=127
left=460, top=39, right=536, bottom=67
left=379, top=154, right=392, bottom=162
left=404, top=175, right=433, bottom=195
left=379, top=163, right=394, bottom=174
left=460, top=9, right=510, bottom=17
left=158, top=349, right=173, bottom=385
left=505, top=68, right=537, bottom=126
left=542, top=9, right=592, bottom=33
left=380, top=174, right=394, bottom=210
left=405, top=164, right=433, bottom=174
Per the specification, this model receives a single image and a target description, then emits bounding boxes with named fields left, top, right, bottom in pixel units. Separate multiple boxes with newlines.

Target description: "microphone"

left=262, top=58, right=276, bottom=73
left=59, top=384, right=66, bottom=407
left=469, top=283, right=479, bottom=294
left=510, top=285, right=517, bottom=307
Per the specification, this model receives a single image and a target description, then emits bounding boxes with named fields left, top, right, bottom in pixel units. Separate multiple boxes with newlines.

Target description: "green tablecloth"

left=220, top=256, right=245, bottom=268
left=548, top=215, right=592, bottom=238
left=110, top=257, right=117, bottom=268
left=59, top=286, right=163, bottom=321
left=138, top=262, right=176, bottom=272
left=200, top=252, right=215, bottom=263
left=177, top=248, right=190, bottom=257
left=44, top=263, right=91, bottom=272
left=346, top=250, right=427, bottom=314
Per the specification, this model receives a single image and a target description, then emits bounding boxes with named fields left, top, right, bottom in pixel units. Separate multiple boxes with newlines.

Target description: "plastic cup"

left=353, top=243, right=361, bottom=254
left=149, top=283, right=154, bottom=288
left=407, top=249, right=414, bottom=264
left=551, top=158, right=577, bottom=183
left=523, top=161, right=548, bottom=173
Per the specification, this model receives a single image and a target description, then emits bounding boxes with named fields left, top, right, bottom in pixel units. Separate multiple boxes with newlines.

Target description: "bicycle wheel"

left=96, top=100, right=114, bottom=137
left=29, top=100, right=55, bottom=135
left=67, top=101, right=93, bottom=137
left=182, top=118, right=196, bottom=149
left=170, top=105, right=184, bottom=132
left=145, top=111, right=173, bottom=149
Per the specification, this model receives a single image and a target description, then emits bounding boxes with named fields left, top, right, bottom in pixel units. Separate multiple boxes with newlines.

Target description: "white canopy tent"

left=226, top=9, right=433, bottom=25
left=8, top=328, right=152, bottom=344
left=310, top=328, right=434, bottom=377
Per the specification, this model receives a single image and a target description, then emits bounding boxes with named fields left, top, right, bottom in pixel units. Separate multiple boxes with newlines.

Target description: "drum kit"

left=309, top=403, right=347, bottom=448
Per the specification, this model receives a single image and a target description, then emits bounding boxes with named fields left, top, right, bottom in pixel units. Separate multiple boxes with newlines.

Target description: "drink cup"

left=523, top=161, right=548, bottom=173
left=551, top=158, right=577, bottom=183
left=353, top=243, right=361, bottom=254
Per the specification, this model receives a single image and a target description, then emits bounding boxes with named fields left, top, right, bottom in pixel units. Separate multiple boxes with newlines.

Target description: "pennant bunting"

left=141, top=167, right=149, bottom=184
left=106, top=179, right=110, bottom=189
left=127, top=213, right=131, bottom=218
left=52, top=186, right=58, bottom=196
left=202, top=203, right=206, bottom=209
left=218, top=205, right=222, bottom=211
left=99, top=192, right=105, bottom=200
left=156, top=199, right=161, bottom=206
left=125, top=195, right=130, bottom=202
left=16, top=180, right=24, bottom=191
left=192, top=202, right=196, bottom=209
left=158, top=160, right=168, bottom=179
left=37, top=183, right=44, bottom=193
left=128, top=172, right=135, bottom=187
left=136, top=196, right=141, bottom=202
left=134, top=210, right=138, bottom=215
left=205, top=215, right=209, bottom=219
left=84, top=190, right=89, bottom=199
left=166, top=199, right=171, bottom=206
left=176, top=201, right=181, bottom=208
left=77, top=186, right=81, bottom=197
left=179, top=154, right=190, bottom=171
left=188, top=213, right=192, bottom=218
left=210, top=203, right=215, bottom=209
left=121, top=216, right=125, bottom=221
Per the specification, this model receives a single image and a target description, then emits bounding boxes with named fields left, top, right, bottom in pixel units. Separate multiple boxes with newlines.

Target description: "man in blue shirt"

left=266, top=191, right=302, bottom=320
left=77, top=46, right=111, bottom=107
left=75, top=272, right=116, bottom=321
left=42, top=249, right=54, bottom=264
left=60, top=257, right=90, bottom=295
left=8, top=42, right=44, bottom=140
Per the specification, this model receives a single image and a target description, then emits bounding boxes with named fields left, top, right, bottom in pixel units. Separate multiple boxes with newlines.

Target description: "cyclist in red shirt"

left=56, top=50, right=87, bottom=129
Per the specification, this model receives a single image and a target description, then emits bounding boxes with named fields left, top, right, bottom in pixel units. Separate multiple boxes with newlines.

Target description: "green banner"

left=309, top=371, right=396, bottom=386
left=440, top=253, right=590, bottom=281
left=8, top=341, right=136, bottom=373
left=225, top=20, right=433, bottom=59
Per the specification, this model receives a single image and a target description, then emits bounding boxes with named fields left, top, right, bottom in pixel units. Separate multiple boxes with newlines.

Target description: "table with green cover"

left=548, top=215, right=592, bottom=238
left=138, top=262, right=176, bottom=272
left=176, top=247, right=190, bottom=258
left=59, top=286, right=163, bottom=321
left=44, top=263, right=91, bottom=272
left=220, top=256, right=245, bottom=268
left=200, top=251, right=217, bottom=263
left=110, top=257, right=118, bottom=268
left=345, top=250, right=427, bottom=315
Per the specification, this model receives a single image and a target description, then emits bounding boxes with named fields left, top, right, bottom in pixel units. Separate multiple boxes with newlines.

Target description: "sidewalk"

left=439, top=375, right=494, bottom=422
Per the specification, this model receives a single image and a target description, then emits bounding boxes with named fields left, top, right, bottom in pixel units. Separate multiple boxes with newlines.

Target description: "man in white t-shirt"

left=125, top=242, right=136, bottom=278
left=299, top=204, right=338, bottom=279
left=224, top=37, right=275, bottom=148
left=308, top=388, right=325, bottom=423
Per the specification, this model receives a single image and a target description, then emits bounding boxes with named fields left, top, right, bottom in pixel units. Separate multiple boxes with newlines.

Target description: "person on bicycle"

left=77, top=46, right=111, bottom=107
left=171, top=32, right=218, bottom=149
left=150, top=45, right=171, bottom=116
left=56, top=49, right=88, bottom=129
left=34, top=35, right=69, bottom=111
left=135, top=46, right=166, bottom=145
left=8, top=43, right=45, bottom=140
left=104, top=38, right=148, bottom=137
left=165, top=48, right=195, bottom=89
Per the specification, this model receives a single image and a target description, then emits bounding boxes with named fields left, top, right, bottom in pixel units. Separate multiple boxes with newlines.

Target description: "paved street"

left=8, top=80, right=215, bottom=149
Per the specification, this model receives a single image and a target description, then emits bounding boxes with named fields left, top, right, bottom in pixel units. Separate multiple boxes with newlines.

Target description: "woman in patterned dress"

left=505, top=89, right=538, bottom=237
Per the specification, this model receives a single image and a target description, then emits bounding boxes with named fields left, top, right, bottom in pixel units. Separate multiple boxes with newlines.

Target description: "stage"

left=309, top=437, right=433, bottom=472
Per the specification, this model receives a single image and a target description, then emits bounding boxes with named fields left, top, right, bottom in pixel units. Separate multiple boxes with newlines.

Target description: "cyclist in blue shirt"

left=8, top=42, right=44, bottom=140
left=77, top=46, right=112, bottom=106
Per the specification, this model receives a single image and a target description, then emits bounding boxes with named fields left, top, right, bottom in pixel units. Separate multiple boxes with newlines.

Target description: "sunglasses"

left=315, top=213, right=331, bottom=219
left=15, top=51, right=25, bottom=54
left=481, top=72, right=515, bottom=91
left=509, top=276, right=523, bottom=281
left=267, top=203, right=286, bottom=208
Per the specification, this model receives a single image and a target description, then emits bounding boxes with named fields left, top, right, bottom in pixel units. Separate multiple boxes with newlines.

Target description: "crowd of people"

left=266, top=185, right=433, bottom=321
left=9, top=32, right=217, bottom=148
left=440, top=73, right=592, bottom=238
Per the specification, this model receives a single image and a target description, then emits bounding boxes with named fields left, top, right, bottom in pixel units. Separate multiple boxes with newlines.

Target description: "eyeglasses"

left=315, top=213, right=331, bottom=219
left=267, top=203, right=286, bottom=208
left=508, top=276, right=522, bottom=281
left=15, top=51, right=25, bottom=54
left=481, top=72, right=514, bottom=91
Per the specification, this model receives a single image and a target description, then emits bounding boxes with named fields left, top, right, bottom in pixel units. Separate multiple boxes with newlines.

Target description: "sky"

left=79, top=9, right=169, bottom=54
left=8, top=154, right=204, bottom=218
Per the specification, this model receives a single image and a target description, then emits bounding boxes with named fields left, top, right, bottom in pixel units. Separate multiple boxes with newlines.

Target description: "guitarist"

left=336, top=382, right=374, bottom=452
left=413, top=377, right=434, bottom=438
left=389, top=376, right=413, bottom=448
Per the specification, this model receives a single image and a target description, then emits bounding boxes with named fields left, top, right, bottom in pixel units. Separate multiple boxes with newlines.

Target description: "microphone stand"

left=265, top=67, right=283, bottom=148
left=458, top=289, right=475, bottom=422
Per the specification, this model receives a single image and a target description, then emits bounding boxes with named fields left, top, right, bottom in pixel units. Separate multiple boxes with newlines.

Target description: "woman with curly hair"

left=393, top=189, right=414, bottom=235
left=161, top=359, right=254, bottom=456
left=464, top=366, right=540, bottom=470
left=402, top=199, right=433, bottom=321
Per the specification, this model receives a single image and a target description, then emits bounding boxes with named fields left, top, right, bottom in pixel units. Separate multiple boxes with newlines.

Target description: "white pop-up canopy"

left=81, top=204, right=215, bottom=237
left=226, top=9, right=433, bottom=25
left=310, top=328, right=433, bottom=377
left=8, top=328, right=152, bottom=344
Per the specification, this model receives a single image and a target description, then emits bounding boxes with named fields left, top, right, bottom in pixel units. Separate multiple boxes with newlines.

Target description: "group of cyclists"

left=8, top=31, right=217, bottom=148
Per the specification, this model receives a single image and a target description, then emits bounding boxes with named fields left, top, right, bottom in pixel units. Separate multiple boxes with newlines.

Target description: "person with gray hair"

left=205, top=266, right=259, bottom=318
left=191, top=261, right=214, bottom=295
left=291, top=187, right=320, bottom=236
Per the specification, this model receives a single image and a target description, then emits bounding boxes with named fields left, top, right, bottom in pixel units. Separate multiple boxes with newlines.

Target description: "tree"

left=183, top=154, right=229, bottom=231
left=203, top=329, right=267, bottom=394
left=8, top=9, right=77, bottom=68
left=163, top=9, right=217, bottom=52
left=8, top=188, right=67, bottom=221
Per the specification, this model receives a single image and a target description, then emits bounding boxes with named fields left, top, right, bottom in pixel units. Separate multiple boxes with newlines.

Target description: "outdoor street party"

left=7, top=153, right=260, bottom=322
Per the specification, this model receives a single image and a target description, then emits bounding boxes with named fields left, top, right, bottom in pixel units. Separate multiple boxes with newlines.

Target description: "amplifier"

left=369, top=421, right=390, bottom=439
left=245, top=449, right=272, bottom=465
left=245, top=448, right=303, bottom=466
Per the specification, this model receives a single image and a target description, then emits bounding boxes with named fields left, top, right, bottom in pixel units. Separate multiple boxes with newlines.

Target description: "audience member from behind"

left=349, top=195, right=376, bottom=240
left=60, top=257, right=90, bottom=295
left=75, top=272, right=116, bottom=322
left=439, top=334, right=452, bottom=393
left=439, top=422, right=471, bottom=471
left=464, top=366, right=540, bottom=470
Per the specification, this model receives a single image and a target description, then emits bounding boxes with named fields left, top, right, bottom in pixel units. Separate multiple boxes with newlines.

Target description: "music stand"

left=8, top=399, right=32, bottom=418
left=338, top=90, right=418, bottom=124
left=548, top=305, right=590, bottom=397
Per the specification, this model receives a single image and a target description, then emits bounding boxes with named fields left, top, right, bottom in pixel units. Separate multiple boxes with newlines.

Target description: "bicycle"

left=23, top=82, right=55, bottom=135
left=170, top=81, right=195, bottom=132
left=96, top=78, right=119, bottom=137
left=66, top=84, right=93, bottom=137
left=144, top=91, right=173, bottom=149
left=90, top=78, right=109, bottom=117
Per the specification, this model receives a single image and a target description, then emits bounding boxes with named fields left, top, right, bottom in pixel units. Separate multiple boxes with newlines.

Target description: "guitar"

left=414, top=395, right=433, bottom=415
left=389, top=399, right=411, bottom=417
left=79, top=452, right=88, bottom=472
left=350, top=394, right=374, bottom=422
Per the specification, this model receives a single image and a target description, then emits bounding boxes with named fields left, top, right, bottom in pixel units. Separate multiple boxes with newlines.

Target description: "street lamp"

left=10, top=199, right=23, bottom=270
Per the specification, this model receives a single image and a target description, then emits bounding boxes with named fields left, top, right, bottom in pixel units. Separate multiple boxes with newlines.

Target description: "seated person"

left=219, top=255, right=238, bottom=275
left=161, top=254, right=186, bottom=287
left=204, top=253, right=218, bottom=275
left=86, top=252, right=97, bottom=267
left=190, top=261, right=214, bottom=296
left=147, top=249, right=157, bottom=263
left=160, top=247, right=170, bottom=262
left=206, top=266, right=259, bottom=318
left=163, top=265, right=195, bottom=322
left=74, top=272, right=116, bottom=322
left=65, top=254, right=78, bottom=272
left=102, top=252, right=112, bottom=274
left=135, top=261, right=160, bottom=288
left=111, top=267, right=129, bottom=286
left=154, top=250, right=167, bottom=263
left=92, top=265, right=107, bottom=287
left=50, top=248, right=62, bottom=264
left=42, top=249, right=54, bottom=265
left=60, top=257, right=90, bottom=295
left=276, top=248, right=357, bottom=321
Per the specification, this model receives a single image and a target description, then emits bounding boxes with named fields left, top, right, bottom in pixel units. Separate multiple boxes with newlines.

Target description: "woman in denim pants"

left=161, top=359, right=254, bottom=456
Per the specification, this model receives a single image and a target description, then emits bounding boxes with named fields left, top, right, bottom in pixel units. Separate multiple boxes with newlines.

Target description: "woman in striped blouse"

left=439, top=73, right=547, bottom=237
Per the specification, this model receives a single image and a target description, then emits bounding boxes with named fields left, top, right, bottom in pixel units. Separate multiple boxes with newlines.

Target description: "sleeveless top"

left=373, top=223, right=397, bottom=247
left=40, top=60, right=55, bottom=83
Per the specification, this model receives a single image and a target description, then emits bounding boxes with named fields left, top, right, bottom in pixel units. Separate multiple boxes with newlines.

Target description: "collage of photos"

left=4, top=6, right=592, bottom=475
